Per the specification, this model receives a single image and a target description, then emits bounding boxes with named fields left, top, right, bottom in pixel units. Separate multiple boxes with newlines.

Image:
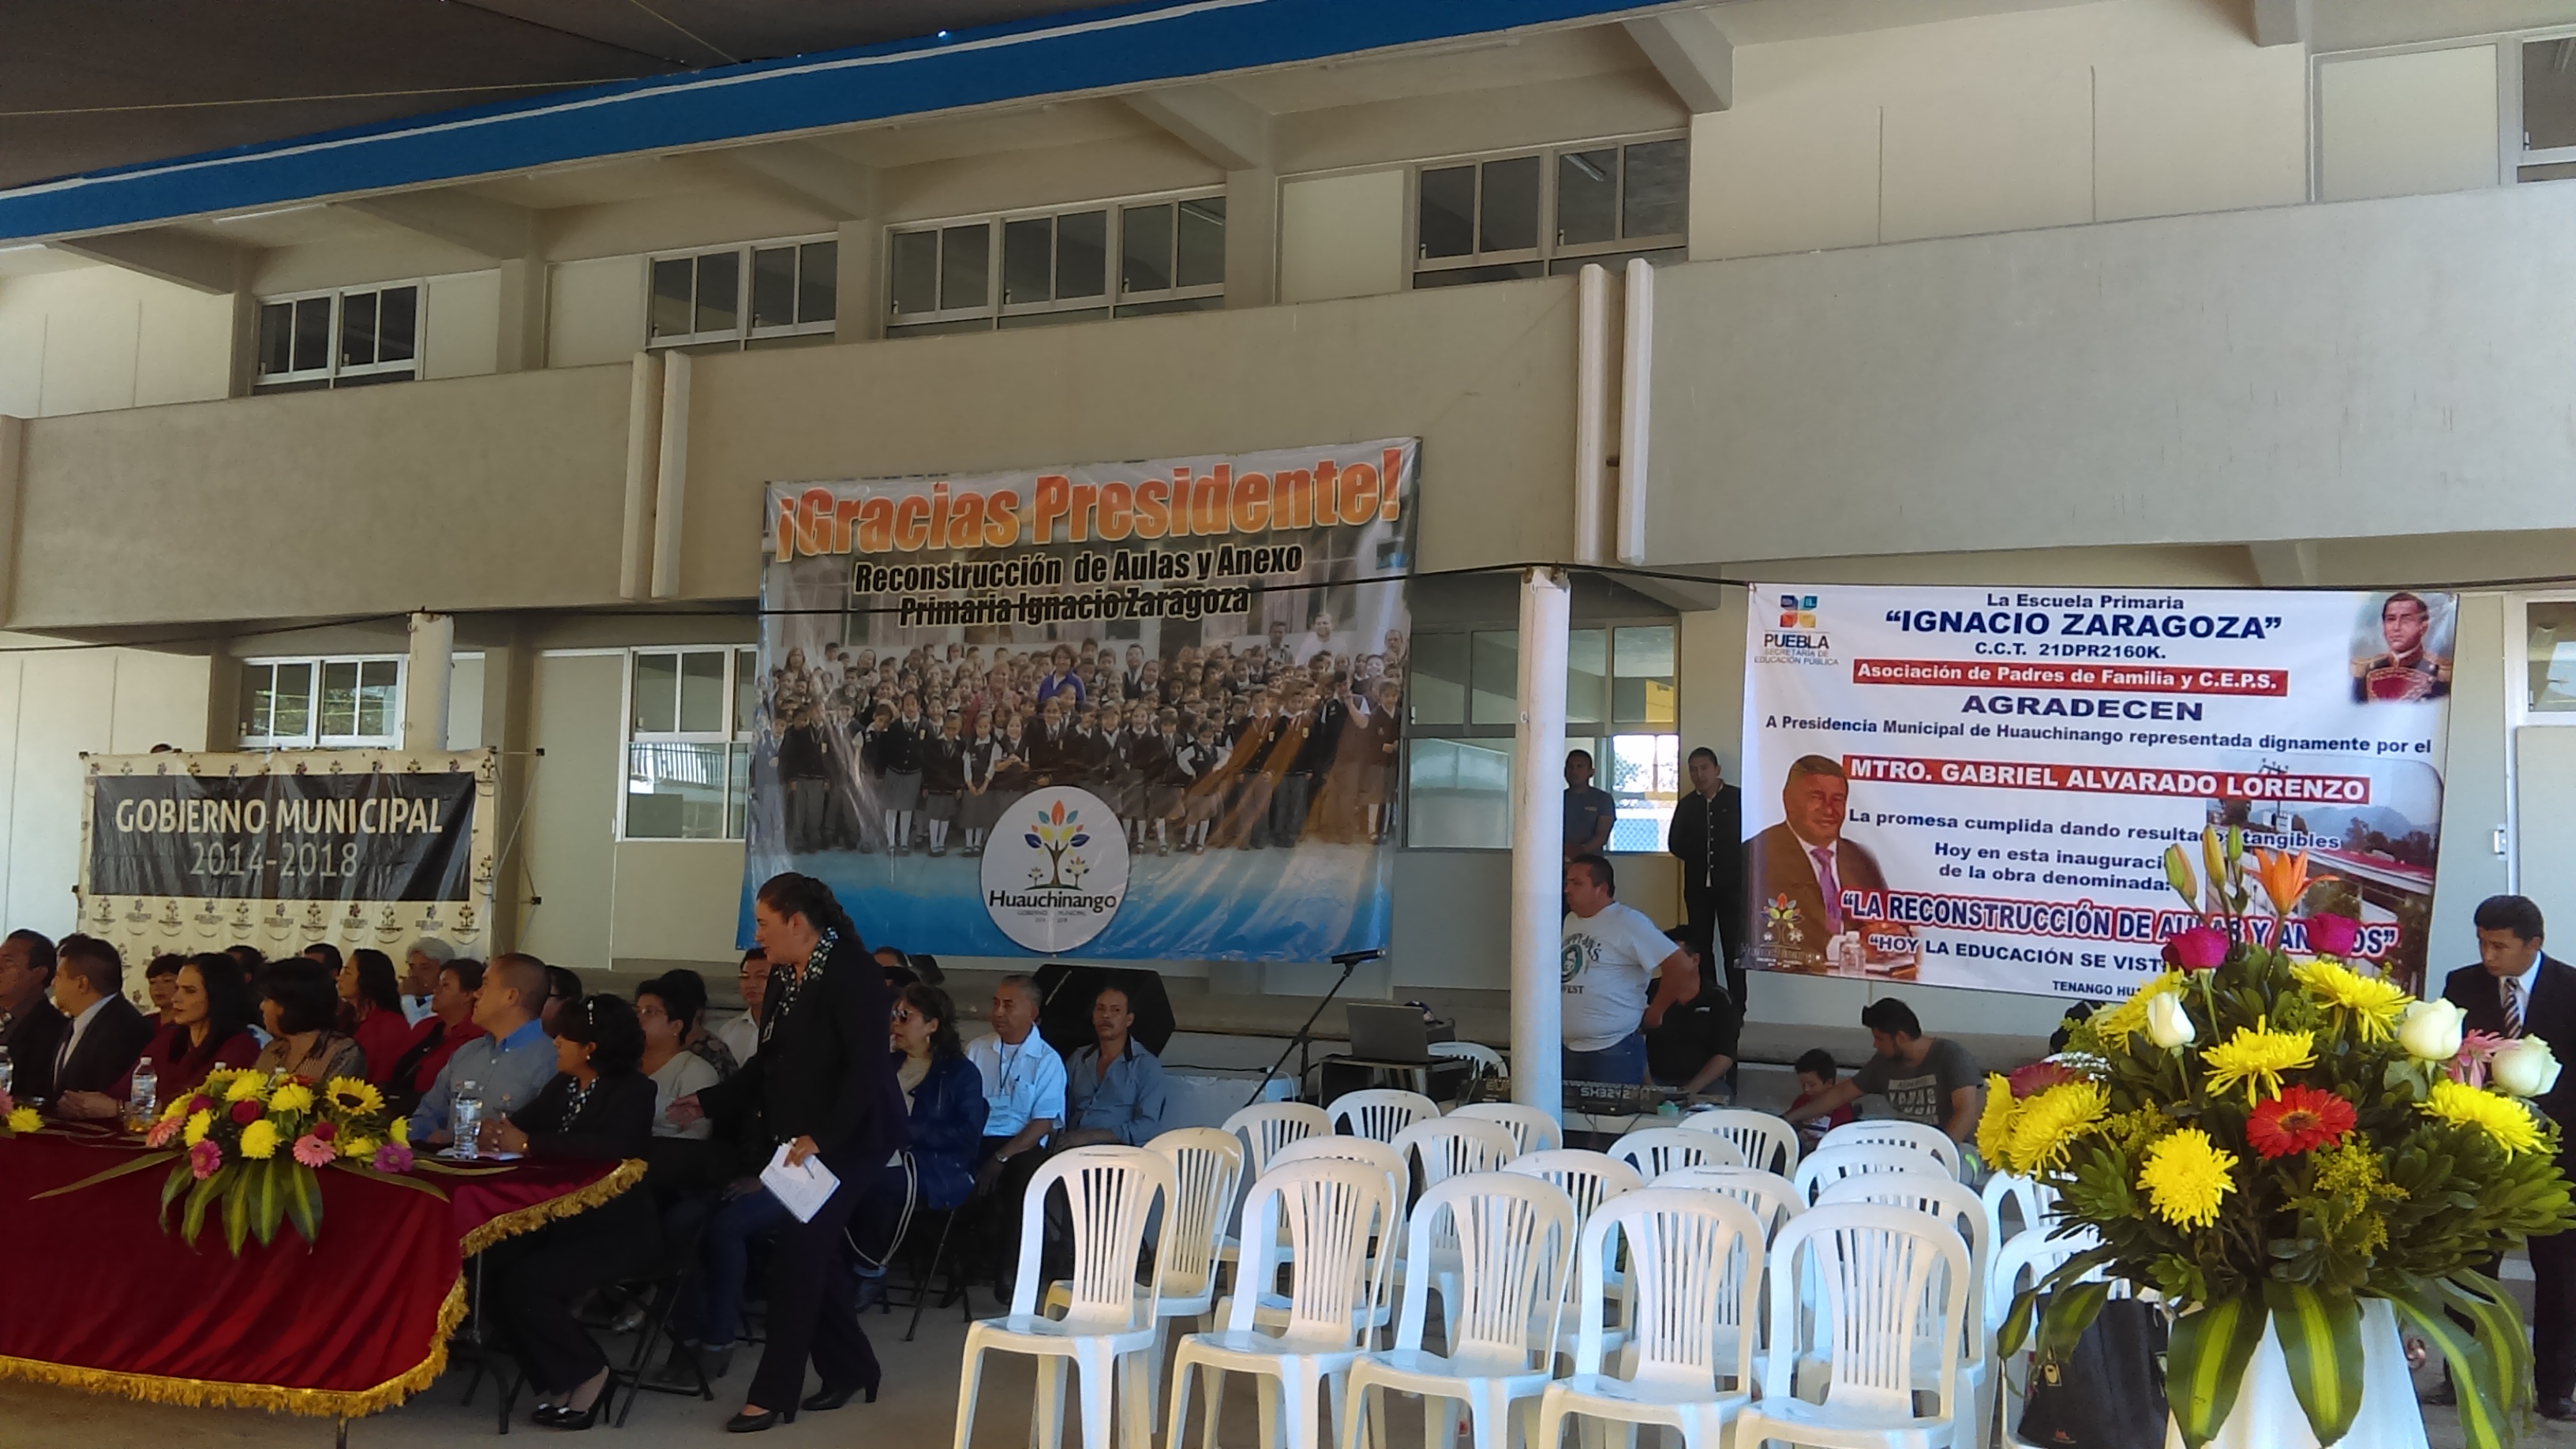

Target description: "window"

left=238, top=657, right=403, bottom=747
left=1411, top=136, right=1688, bottom=289
left=1403, top=622, right=1680, bottom=849
left=624, top=647, right=762, bottom=840
left=649, top=236, right=838, bottom=348
left=254, top=284, right=419, bottom=391
left=886, top=190, right=1226, bottom=336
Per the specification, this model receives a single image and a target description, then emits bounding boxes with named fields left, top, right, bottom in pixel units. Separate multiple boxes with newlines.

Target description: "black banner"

left=88, top=773, right=476, bottom=902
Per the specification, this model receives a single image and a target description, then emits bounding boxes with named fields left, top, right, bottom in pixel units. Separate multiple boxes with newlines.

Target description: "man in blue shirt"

left=411, top=953, right=558, bottom=1147
left=1058, top=985, right=1169, bottom=1148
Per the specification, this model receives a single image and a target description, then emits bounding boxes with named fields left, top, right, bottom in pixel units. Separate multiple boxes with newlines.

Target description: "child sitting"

left=1788, top=1047, right=1856, bottom=1146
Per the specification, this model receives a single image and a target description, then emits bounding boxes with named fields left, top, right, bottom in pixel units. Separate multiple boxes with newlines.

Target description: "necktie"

left=1812, top=846, right=1845, bottom=934
left=2507, top=979, right=2526, bottom=1039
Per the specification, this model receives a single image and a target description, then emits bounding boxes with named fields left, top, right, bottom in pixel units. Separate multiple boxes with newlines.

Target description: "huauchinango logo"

left=978, top=787, right=1129, bottom=951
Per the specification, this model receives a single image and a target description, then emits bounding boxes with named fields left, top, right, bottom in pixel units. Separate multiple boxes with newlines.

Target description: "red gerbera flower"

left=2245, top=1084, right=2356, bottom=1159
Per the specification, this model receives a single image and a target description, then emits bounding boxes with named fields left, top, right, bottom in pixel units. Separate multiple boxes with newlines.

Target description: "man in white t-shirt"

left=1560, top=852, right=1697, bottom=1087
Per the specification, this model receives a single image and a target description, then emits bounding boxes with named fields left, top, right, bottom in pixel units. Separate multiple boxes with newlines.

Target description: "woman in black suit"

left=668, top=872, right=908, bottom=1432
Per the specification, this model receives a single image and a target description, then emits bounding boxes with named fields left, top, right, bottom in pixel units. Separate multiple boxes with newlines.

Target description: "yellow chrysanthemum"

left=1975, top=1073, right=2016, bottom=1166
left=326, top=1077, right=384, bottom=1117
left=267, top=1081, right=315, bottom=1114
left=238, top=1119, right=280, bottom=1160
left=223, top=1072, right=266, bottom=1103
left=2004, top=1079, right=2111, bottom=1174
left=6, top=1106, right=38, bottom=1134
left=2091, top=971, right=2185, bottom=1046
left=2423, top=1079, right=2547, bottom=1155
left=390, top=1115, right=410, bottom=1147
left=2199, top=1017, right=2316, bottom=1106
left=2291, top=960, right=2412, bottom=1043
left=339, top=1135, right=378, bottom=1160
left=159, top=1093, right=192, bottom=1121
left=2138, top=1127, right=2238, bottom=1230
left=182, top=1108, right=212, bottom=1147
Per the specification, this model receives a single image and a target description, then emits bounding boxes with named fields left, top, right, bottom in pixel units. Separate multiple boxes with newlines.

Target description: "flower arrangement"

left=1991, top=827, right=2576, bottom=1449
left=139, top=1069, right=416, bottom=1253
left=0, top=1087, right=38, bottom=1136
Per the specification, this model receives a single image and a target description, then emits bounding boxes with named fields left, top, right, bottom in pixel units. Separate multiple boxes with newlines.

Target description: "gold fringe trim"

left=0, top=1272, right=468, bottom=1419
left=457, top=1156, right=648, bottom=1257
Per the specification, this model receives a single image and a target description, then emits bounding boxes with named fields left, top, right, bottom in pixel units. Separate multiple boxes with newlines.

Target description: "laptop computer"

left=1345, top=1002, right=1433, bottom=1064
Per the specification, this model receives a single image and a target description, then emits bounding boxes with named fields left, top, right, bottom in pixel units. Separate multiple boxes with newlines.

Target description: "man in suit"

left=44, top=934, right=153, bottom=1099
left=1745, top=754, right=1893, bottom=973
left=0, top=928, right=64, bottom=1101
left=1668, top=747, right=1747, bottom=1003
left=2443, top=894, right=2576, bottom=1419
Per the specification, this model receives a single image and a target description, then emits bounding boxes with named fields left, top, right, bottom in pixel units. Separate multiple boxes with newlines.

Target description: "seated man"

left=0, top=929, right=65, bottom=1102
left=43, top=934, right=154, bottom=1109
left=1055, top=984, right=1169, bottom=1148
left=1782, top=998, right=1983, bottom=1145
left=966, top=975, right=1066, bottom=1297
left=409, top=954, right=560, bottom=1145
left=710, top=947, right=766, bottom=1068
left=1643, top=933, right=1743, bottom=1102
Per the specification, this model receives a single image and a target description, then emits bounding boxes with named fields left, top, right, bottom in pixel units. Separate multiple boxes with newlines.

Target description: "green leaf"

left=180, top=1168, right=223, bottom=1247
left=1999, top=1285, right=2040, bottom=1358
left=2436, top=1271, right=2536, bottom=1417
left=32, top=1148, right=184, bottom=1200
left=244, top=1158, right=285, bottom=1246
left=159, top=1160, right=193, bottom=1230
left=2036, top=1279, right=2112, bottom=1367
left=221, top=1163, right=251, bottom=1254
left=2167, top=1297, right=2271, bottom=1449
left=2263, top=1280, right=2364, bottom=1447
left=283, top=1163, right=321, bottom=1245
left=2388, top=1287, right=2510, bottom=1449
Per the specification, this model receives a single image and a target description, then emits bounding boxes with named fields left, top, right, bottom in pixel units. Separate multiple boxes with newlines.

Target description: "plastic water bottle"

left=125, top=1061, right=158, bottom=1133
left=0, top=1045, right=14, bottom=1098
left=451, top=1080, right=485, bottom=1159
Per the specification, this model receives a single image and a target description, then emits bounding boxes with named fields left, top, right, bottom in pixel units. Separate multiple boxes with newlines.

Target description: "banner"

left=745, top=440, right=1419, bottom=961
left=77, top=750, right=497, bottom=966
left=1743, top=585, right=2454, bottom=999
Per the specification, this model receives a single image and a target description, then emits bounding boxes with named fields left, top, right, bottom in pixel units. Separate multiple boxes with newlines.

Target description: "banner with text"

left=743, top=440, right=1417, bottom=961
left=77, top=750, right=498, bottom=972
left=1743, top=585, right=2454, bottom=999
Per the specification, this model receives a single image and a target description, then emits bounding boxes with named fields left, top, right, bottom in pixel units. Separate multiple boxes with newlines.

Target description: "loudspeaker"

left=1030, top=963, right=1174, bottom=1058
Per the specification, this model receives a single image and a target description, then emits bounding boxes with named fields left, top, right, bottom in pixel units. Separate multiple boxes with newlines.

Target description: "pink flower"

left=373, top=1144, right=415, bottom=1174
left=144, top=1116, right=183, bottom=1148
left=189, top=1139, right=223, bottom=1180
left=0, top=1089, right=13, bottom=1114
left=291, top=1133, right=335, bottom=1167
left=2007, top=1061, right=2081, bottom=1099
left=2449, top=1030, right=2509, bottom=1088
left=2162, top=926, right=2231, bottom=972
left=2304, top=913, right=2361, bottom=958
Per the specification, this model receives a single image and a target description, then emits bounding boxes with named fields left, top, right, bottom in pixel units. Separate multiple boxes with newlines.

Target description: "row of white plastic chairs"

left=954, top=1096, right=2074, bottom=1449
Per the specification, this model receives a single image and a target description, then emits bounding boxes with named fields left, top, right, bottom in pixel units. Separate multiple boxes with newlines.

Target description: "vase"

left=2162, top=1297, right=2429, bottom=1449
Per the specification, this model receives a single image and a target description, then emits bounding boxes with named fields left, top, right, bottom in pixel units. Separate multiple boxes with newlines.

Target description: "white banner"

left=1743, top=585, right=2454, bottom=1000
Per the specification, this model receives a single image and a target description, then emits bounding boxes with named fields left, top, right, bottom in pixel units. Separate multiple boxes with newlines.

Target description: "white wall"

left=548, top=256, right=646, bottom=370
left=2435, top=592, right=2512, bottom=967
left=422, top=271, right=500, bottom=380
left=1278, top=170, right=1407, bottom=303
left=0, top=267, right=232, bottom=418
left=2317, top=44, right=2503, bottom=201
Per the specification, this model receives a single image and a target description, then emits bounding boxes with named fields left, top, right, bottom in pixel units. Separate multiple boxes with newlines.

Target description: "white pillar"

left=404, top=610, right=454, bottom=753
left=1511, top=567, right=1571, bottom=1118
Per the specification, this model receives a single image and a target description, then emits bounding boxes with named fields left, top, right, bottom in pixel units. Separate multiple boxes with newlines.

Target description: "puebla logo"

left=979, top=786, right=1130, bottom=952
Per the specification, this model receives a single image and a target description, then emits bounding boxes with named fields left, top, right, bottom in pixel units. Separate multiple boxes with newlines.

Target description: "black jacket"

left=2445, top=955, right=2576, bottom=1155
left=50, top=994, right=155, bottom=1098
left=2, top=996, right=67, bottom=1103
left=698, top=934, right=909, bottom=1174
left=1668, top=784, right=1746, bottom=961
left=510, top=1069, right=657, bottom=1161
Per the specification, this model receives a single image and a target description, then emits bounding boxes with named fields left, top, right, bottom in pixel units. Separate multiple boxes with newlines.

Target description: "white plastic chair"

left=1450, top=1101, right=1563, bottom=1155
left=1732, top=1202, right=1972, bottom=1449
left=1341, top=1172, right=1578, bottom=1449
left=1792, top=1142, right=1948, bottom=1207
left=1502, top=1148, right=1647, bottom=1359
left=1257, top=1136, right=1410, bottom=1340
left=1216, top=1103, right=1331, bottom=1281
left=1814, top=1173, right=1995, bottom=1449
left=1650, top=1164, right=1804, bottom=1241
left=1981, top=1170, right=2056, bottom=1243
left=1820, top=1118, right=1964, bottom=1178
left=953, top=1147, right=1176, bottom=1449
left=1534, top=1188, right=1766, bottom=1449
left=1608, top=1125, right=1744, bottom=1180
left=1429, top=1041, right=1507, bottom=1101
left=1167, top=1157, right=1400, bottom=1449
left=1331, top=1088, right=1441, bottom=1144
left=1678, top=1106, right=1802, bottom=1175
left=1389, top=1117, right=1520, bottom=1330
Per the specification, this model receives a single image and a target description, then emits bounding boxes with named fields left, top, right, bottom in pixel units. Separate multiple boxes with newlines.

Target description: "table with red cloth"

left=0, top=1123, right=645, bottom=1417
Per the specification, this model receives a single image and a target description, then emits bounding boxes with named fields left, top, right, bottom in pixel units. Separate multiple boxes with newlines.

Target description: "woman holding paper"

left=668, top=871, right=908, bottom=1432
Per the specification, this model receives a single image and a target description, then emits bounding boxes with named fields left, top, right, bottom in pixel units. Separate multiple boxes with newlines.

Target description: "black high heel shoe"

left=532, top=1399, right=602, bottom=1432
left=725, top=1405, right=797, bottom=1433
left=802, top=1380, right=879, bottom=1411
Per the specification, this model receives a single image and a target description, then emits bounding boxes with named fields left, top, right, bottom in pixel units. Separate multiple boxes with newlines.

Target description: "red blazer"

left=350, top=1005, right=417, bottom=1086
left=137, top=1022, right=261, bottom=1101
left=392, top=1015, right=485, bottom=1096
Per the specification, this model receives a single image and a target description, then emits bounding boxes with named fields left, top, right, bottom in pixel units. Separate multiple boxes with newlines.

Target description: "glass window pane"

left=2529, top=39, right=2576, bottom=151
left=1003, top=217, right=1054, bottom=305
left=2527, top=601, right=2576, bottom=710
left=258, top=303, right=294, bottom=376
left=941, top=224, right=990, bottom=311
left=1409, top=633, right=1468, bottom=725
left=1614, top=625, right=1677, bottom=724
left=1606, top=732, right=1680, bottom=852
left=1557, top=149, right=1618, bottom=246
left=632, top=652, right=680, bottom=734
left=1121, top=203, right=1174, bottom=294
left=339, top=290, right=378, bottom=369
left=728, top=742, right=750, bottom=839
left=695, top=250, right=740, bottom=335
left=1176, top=195, right=1226, bottom=289
left=1418, top=166, right=1474, bottom=259
left=750, top=245, right=797, bottom=329
left=1057, top=210, right=1107, bottom=298
left=1480, top=155, right=1541, bottom=253
left=797, top=241, right=837, bottom=323
left=1565, top=628, right=1607, bottom=724
left=292, top=297, right=332, bottom=373
left=889, top=230, right=940, bottom=316
left=679, top=651, right=726, bottom=733
left=627, top=741, right=729, bottom=840
left=356, top=660, right=399, bottom=738
left=238, top=664, right=275, bottom=740
left=376, top=286, right=417, bottom=362
left=1622, top=139, right=1690, bottom=239
left=274, top=663, right=313, bottom=741
left=1406, top=736, right=1515, bottom=848
left=651, top=257, right=695, bottom=338
left=1471, top=629, right=1520, bottom=726
left=320, top=661, right=360, bottom=738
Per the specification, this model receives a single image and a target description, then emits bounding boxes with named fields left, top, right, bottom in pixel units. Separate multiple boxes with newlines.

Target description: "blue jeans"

left=688, top=1185, right=792, bottom=1350
left=1563, top=1032, right=1649, bottom=1087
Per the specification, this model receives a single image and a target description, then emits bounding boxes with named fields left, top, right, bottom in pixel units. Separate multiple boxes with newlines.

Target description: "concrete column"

left=495, top=256, right=547, bottom=373
left=403, top=611, right=454, bottom=752
left=836, top=218, right=883, bottom=342
left=1511, top=567, right=1571, bottom=1118
left=1225, top=167, right=1278, bottom=309
left=484, top=615, right=537, bottom=953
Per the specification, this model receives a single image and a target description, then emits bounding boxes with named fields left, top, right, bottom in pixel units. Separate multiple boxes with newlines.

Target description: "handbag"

left=2015, top=1296, right=2170, bottom=1449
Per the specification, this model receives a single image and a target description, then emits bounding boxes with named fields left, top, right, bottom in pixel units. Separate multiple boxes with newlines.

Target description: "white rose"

left=2145, top=992, right=2196, bottom=1050
left=2493, top=1037, right=2564, bottom=1098
left=2399, top=1000, right=2467, bottom=1063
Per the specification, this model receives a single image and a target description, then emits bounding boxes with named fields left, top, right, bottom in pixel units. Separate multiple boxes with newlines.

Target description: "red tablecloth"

left=0, top=1123, right=642, bottom=1417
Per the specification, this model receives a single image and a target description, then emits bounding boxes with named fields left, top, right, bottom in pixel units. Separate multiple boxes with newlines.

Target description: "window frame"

left=883, top=185, right=1230, bottom=335
left=2506, top=29, right=2576, bottom=181
left=1405, top=132, right=1690, bottom=286
left=237, top=655, right=406, bottom=749
left=253, top=281, right=425, bottom=391
left=644, top=233, right=841, bottom=350
left=617, top=645, right=763, bottom=843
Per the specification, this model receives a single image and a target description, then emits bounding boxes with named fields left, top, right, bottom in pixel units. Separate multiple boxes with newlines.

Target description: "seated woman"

left=383, top=958, right=485, bottom=1118
left=253, top=957, right=368, bottom=1083
left=54, top=953, right=260, bottom=1119
left=848, top=983, right=987, bottom=1309
left=339, top=948, right=416, bottom=1086
left=477, top=995, right=658, bottom=1430
left=635, top=972, right=722, bottom=1141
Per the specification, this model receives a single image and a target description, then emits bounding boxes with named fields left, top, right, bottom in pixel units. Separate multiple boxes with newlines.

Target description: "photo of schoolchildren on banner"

left=1743, top=584, right=2454, bottom=1000
left=743, top=439, right=1418, bottom=961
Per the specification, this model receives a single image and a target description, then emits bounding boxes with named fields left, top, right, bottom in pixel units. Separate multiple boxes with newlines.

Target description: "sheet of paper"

left=759, top=1142, right=841, bottom=1223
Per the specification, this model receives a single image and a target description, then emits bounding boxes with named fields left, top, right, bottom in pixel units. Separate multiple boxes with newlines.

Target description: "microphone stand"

left=1245, top=949, right=1381, bottom=1110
